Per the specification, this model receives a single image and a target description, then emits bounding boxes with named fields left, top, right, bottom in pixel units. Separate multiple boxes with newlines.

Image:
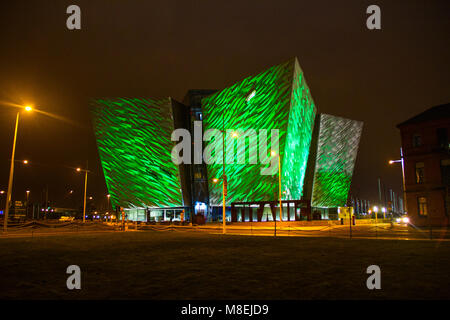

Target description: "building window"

left=441, top=159, right=450, bottom=186
left=194, top=172, right=202, bottom=179
left=437, top=128, right=448, bottom=149
left=415, top=162, right=425, bottom=184
left=417, top=197, right=428, bottom=216
left=193, top=165, right=203, bottom=179
left=412, top=134, right=422, bottom=147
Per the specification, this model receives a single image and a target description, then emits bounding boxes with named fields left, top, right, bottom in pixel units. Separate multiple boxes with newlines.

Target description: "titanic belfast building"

left=90, top=57, right=363, bottom=223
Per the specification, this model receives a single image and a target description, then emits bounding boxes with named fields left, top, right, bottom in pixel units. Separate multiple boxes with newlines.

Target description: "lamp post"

left=3, top=106, right=32, bottom=232
left=373, top=206, right=378, bottom=225
left=26, top=190, right=30, bottom=218
left=221, top=113, right=227, bottom=234
left=388, top=147, right=407, bottom=214
left=277, top=154, right=282, bottom=222
left=106, top=194, right=111, bottom=223
left=222, top=129, right=226, bottom=234
left=271, top=151, right=282, bottom=220
left=76, top=167, right=89, bottom=223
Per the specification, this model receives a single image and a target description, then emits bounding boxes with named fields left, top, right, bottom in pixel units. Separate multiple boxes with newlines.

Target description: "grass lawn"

left=0, top=231, right=449, bottom=299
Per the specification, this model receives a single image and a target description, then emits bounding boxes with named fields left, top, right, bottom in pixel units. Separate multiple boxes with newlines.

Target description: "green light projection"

left=91, top=97, right=183, bottom=209
left=202, top=58, right=317, bottom=205
left=282, top=59, right=317, bottom=200
left=311, top=114, right=363, bottom=208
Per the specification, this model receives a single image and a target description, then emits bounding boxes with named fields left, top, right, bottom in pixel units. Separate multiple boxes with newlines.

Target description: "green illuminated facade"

left=91, top=97, right=189, bottom=210
left=202, top=58, right=316, bottom=206
left=309, top=114, right=363, bottom=208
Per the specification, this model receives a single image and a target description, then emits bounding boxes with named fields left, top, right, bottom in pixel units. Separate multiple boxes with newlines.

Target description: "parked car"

left=395, top=215, right=410, bottom=225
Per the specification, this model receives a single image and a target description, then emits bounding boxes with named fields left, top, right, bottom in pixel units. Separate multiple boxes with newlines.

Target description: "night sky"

left=0, top=0, right=449, bottom=210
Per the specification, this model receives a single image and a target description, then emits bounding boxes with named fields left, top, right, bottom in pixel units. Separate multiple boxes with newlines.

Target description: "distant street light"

left=388, top=148, right=407, bottom=214
left=271, top=151, right=283, bottom=223
left=76, top=167, right=90, bottom=223
left=3, top=105, right=33, bottom=232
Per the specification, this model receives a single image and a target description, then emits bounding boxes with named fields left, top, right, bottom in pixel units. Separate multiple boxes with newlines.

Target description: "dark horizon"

left=0, top=0, right=449, bottom=210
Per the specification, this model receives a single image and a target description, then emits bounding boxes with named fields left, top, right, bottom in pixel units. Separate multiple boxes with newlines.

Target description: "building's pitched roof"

left=397, top=103, right=450, bottom=127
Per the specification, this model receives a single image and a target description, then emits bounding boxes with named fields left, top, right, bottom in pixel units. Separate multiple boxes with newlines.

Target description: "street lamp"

left=3, top=105, right=32, bottom=232
left=220, top=121, right=238, bottom=234
left=76, top=167, right=90, bottom=223
left=388, top=147, right=407, bottom=214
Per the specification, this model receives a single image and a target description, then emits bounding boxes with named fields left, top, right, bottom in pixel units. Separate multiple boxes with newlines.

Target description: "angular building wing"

left=202, top=57, right=317, bottom=205
left=309, top=114, right=363, bottom=208
left=91, top=97, right=191, bottom=209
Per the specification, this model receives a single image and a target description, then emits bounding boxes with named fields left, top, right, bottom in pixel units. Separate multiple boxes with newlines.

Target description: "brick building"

left=397, top=103, right=450, bottom=227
